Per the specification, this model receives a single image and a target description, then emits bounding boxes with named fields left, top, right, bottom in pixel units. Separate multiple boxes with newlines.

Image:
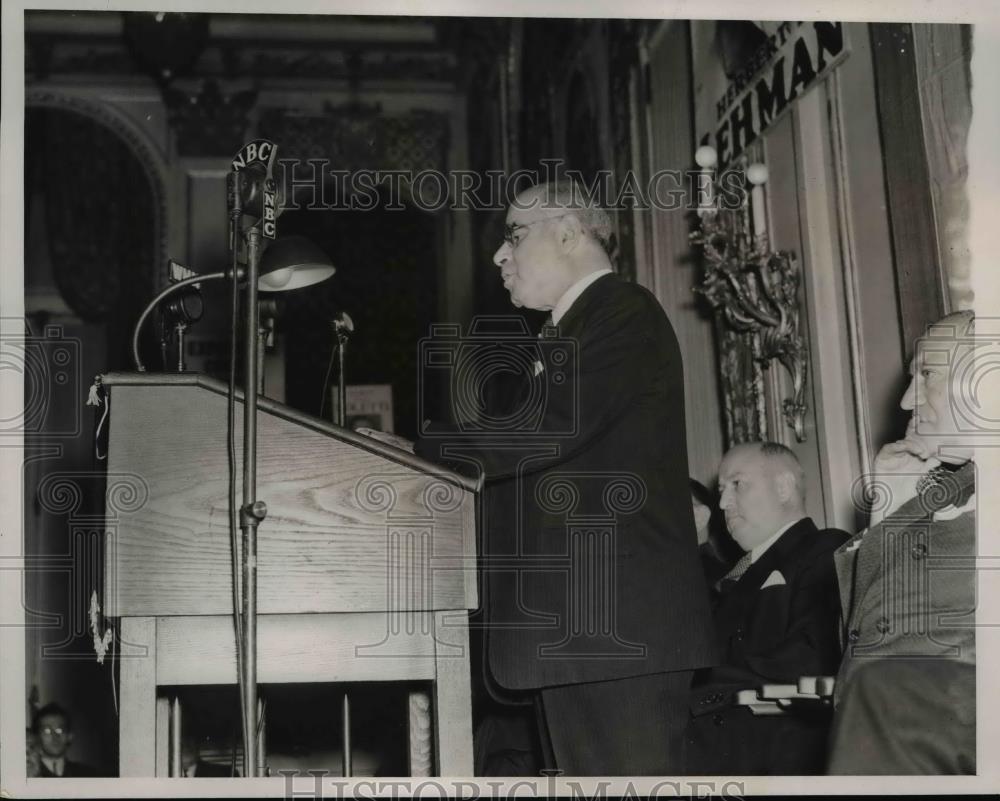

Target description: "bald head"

left=512, top=181, right=614, bottom=252
left=492, top=180, right=615, bottom=310
left=718, top=442, right=806, bottom=551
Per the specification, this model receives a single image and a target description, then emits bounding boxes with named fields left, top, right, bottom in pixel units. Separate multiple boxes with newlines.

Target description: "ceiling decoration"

left=162, top=80, right=259, bottom=157
left=27, top=11, right=460, bottom=85
left=121, top=12, right=211, bottom=86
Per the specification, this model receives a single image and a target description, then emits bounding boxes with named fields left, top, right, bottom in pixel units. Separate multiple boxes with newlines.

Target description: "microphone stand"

left=333, top=313, right=354, bottom=427
left=257, top=298, right=280, bottom=397
left=227, top=140, right=279, bottom=777
left=239, top=226, right=265, bottom=779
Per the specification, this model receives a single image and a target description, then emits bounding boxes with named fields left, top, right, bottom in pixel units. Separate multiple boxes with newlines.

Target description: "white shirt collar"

left=550, top=269, right=613, bottom=325
left=41, top=755, right=65, bottom=776
left=750, top=517, right=803, bottom=563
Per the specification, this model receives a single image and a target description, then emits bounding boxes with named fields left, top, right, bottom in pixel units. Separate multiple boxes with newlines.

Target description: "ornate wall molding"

left=259, top=105, right=450, bottom=210
left=162, top=80, right=258, bottom=157
left=25, top=89, right=170, bottom=287
left=27, top=37, right=458, bottom=85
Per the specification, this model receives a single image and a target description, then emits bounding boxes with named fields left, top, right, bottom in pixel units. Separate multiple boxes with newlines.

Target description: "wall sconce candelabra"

left=690, top=145, right=809, bottom=444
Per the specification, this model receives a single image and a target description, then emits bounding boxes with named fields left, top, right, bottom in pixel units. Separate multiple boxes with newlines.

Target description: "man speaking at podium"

left=414, top=181, right=716, bottom=775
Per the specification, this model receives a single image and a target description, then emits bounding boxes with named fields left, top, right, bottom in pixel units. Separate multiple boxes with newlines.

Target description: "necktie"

left=539, top=314, right=554, bottom=337
left=715, top=552, right=752, bottom=593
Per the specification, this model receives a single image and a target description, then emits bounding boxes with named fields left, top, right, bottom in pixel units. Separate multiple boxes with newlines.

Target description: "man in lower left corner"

left=33, top=702, right=97, bottom=778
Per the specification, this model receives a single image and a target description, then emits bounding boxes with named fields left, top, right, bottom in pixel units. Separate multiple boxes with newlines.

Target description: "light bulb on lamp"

left=258, top=236, right=335, bottom=292
left=258, top=267, right=294, bottom=291
left=746, top=163, right=768, bottom=238
left=694, top=145, right=717, bottom=212
left=694, top=145, right=717, bottom=169
left=746, top=163, right=768, bottom=186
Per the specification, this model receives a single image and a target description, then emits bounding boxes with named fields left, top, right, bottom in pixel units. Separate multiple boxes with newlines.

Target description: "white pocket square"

left=533, top=359, right=544, bottom=376
left=760, top=570, right=786, bottom=589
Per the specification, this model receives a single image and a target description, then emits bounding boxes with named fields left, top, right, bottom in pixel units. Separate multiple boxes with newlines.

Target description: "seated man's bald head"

left=718, top=441, right=807, bottom=551
left=757, top=442, right=807, bottom=503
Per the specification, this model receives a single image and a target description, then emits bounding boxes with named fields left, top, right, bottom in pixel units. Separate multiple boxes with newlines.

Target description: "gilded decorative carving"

left=715, top=323, right=767, bottom=444
left=690, top=160, right=809, bottom=444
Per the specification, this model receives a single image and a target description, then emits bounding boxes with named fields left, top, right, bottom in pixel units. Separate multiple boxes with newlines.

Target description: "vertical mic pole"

left=337, top=333, right=347, bottom=427
left=332, top=313, right=353, bottom=427
left=230, top=140, right=277, bottom=778
left=240, top=226, right=265, bottom=778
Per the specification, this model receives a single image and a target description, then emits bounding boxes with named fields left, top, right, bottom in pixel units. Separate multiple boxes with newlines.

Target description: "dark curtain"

left=27, top=107, right=156, bottom=369
left=278, top=202, right=439, bottom=440
left=24, top=106, right=159, bottom=776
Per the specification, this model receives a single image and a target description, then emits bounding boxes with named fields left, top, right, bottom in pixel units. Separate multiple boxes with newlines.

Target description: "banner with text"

left=693, top=21, right=850, bottom=170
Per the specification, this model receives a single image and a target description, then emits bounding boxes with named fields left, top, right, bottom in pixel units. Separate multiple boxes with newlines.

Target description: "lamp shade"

left=258, top=236, right=335, bottom=291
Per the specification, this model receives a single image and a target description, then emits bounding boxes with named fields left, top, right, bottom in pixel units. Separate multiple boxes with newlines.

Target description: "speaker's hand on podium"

left=355, top=427, right=415, bottom=454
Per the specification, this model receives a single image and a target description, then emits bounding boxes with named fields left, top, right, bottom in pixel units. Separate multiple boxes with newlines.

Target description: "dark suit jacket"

left=686, top=517, right=849, bottom=775
left=699, top=543, right=731, bottom=585
left=833, top=461, right=976, bottom=683
left=417, top=273, right=717, bottom=690
left=38, top=758, right=97, bottom=777
left=828, top=462, right=976, bottom=774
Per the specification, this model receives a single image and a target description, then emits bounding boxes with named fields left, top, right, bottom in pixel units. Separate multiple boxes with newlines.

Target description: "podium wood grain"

left=102, top=375, right=477, bottom=777
left=106, top=382, right=475, bottom=617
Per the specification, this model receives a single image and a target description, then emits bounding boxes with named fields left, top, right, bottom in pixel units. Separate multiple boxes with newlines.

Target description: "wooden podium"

left=100, top=373, right=479, bottom=777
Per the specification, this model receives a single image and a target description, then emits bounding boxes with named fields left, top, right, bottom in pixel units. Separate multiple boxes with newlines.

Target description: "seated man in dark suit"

left=686, top=442, right=849, bottom=775
left=33, top=702, right=96, bottom=777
